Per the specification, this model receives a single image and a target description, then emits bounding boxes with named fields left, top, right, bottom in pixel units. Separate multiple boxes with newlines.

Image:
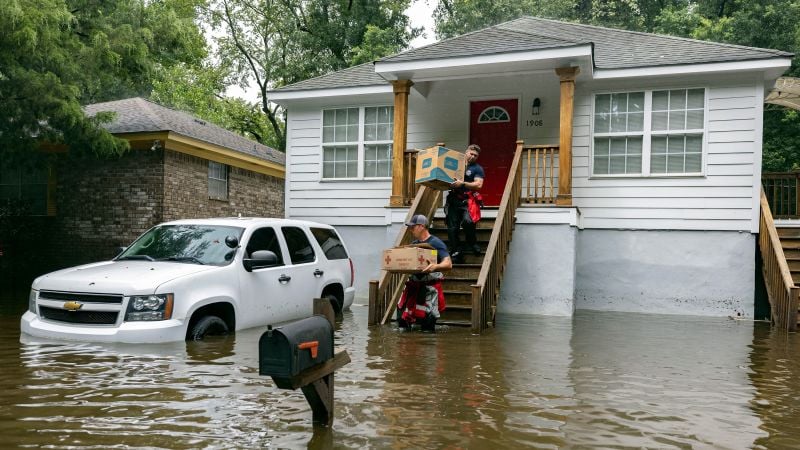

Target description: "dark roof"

left=271, top=62, right=386, bottom=92
left=84, top=97, right=285, bottom=165
left=272, top=16, right=793, bottom=93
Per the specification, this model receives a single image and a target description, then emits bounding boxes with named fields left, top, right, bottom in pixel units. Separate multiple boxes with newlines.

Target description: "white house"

left=268, top=17, right=793, bottom=318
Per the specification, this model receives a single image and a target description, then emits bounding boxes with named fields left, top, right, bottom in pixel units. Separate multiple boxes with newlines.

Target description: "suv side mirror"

left=115, top=246, right=127, bottom=257
left=225, top=236, right=239, bottom=248
left=244, top=250, right=279, bottom=272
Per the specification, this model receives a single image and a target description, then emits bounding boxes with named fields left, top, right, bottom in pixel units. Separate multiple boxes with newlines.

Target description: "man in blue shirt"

left=446, top=144, right=485, bottom=263
left=397, top=214, right=452, bottom=331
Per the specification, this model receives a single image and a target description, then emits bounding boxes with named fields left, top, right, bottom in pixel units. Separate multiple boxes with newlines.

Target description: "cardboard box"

left=414, top=146, right=465, bottom=190
left=381, top=246, right=438, bottom=273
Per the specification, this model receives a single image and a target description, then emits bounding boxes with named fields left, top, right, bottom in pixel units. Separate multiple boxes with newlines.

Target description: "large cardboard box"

left=415, top=146, right=465, bottom=190
left=381, top=246, right=438, bottom=273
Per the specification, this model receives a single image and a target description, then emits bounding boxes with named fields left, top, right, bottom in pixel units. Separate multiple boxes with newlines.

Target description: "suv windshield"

left=117, top=225, right=244, bottom=266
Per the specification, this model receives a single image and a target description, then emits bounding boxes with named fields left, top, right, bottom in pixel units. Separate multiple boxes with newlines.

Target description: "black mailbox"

left=259, top=315, right=334, bottom=388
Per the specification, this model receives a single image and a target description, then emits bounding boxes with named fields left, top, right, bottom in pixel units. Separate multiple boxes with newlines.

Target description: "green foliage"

left=205, top=0, right=418, bottom=150
left=0, top=0, right=207, bottom=161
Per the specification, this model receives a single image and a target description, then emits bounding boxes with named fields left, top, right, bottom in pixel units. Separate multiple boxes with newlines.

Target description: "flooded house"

left=267, top=17, right=794, bottom=330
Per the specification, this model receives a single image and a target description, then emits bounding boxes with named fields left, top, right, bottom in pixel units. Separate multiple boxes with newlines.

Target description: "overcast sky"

left=226, top=0, right=438, bottom=100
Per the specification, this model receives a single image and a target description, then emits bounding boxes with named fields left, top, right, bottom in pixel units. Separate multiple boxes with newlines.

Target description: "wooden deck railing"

left=368, top=186, right=443, bottom=325
left=521, top=145, right=559, bottom=204
left=470, top=140, right=524, bottom=333
left=759, top=189, right=800, bottom=332
left=402, top=149, right=419, bottom=205
left=762, top=172, right=800, bottom=218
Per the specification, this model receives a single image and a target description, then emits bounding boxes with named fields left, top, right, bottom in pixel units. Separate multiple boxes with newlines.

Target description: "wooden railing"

left=368, top=186, right=443, bottom=325
left=521, top=145, right=559, bottom=204
left=763, top=172, right=800, bottom=218
left=759, top=189, right=800, bottom=332
left=402, top=149, right=419, bottom=205
left=470, top=140, right=524, bottom=333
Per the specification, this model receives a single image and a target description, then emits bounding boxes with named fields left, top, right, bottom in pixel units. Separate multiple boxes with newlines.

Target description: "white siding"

left=284, top=106, right=392, bottom=226
left=573, top=76, right=762, bottom=231
left=283, top=72, right=766, bottom=231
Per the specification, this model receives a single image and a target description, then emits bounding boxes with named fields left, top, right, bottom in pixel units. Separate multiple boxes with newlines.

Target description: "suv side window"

left=281, top=227, right=315, bottom=265
left=245, top=227, right=284, bottom=266
left=310, top=227, right=349, bottom=260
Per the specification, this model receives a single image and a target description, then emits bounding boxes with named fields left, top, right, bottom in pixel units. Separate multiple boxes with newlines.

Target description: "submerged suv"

left=21, top=218, right=355, bottom=343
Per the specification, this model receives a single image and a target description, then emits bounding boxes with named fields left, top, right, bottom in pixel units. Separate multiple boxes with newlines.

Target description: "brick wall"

left=162, top=150, right=284, bottom=221
left=50, top=149, right=165, bottom=267
left=22, top=148, right=284, bottom=272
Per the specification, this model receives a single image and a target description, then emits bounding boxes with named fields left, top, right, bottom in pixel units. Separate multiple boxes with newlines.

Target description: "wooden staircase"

left=428, top=216, right=497, bottom=326
left=759, top=189, right=800, bottom=331
left=778, top=227, right=800, bottom=288
left=368, top=141, right=526, bottom=333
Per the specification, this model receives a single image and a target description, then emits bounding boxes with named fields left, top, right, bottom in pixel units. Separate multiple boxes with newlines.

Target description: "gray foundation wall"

left=499, top=224, right=577, bottom=316
left=336, top=225, right=399, bottom=301
left=575, top=229, right=755, bottom=317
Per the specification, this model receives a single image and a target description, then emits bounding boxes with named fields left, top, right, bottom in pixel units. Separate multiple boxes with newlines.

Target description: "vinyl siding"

left=573, top=76, right=762, bottom=231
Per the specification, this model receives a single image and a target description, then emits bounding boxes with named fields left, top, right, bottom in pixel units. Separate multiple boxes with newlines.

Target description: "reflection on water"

left=0, top=305, right=799, bottom=448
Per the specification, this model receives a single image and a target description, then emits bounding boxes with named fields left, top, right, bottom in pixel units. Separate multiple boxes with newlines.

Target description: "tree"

left=205, top=0, right=419, bottom=150
left=0, top=0, right=207, bottom=161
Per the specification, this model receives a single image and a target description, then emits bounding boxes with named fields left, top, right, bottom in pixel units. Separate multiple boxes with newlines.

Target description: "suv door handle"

left=278, top=274, right=291, bottom=284
left=313, top=269, right=324, bottom=277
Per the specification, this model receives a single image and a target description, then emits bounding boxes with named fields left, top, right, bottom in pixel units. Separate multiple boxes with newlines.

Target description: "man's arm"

left=423, top=256, right=452, bottom=273
left=451, top=177, right=483, bottom=191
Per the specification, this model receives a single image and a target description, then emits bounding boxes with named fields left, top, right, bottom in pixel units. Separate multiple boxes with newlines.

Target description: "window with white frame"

left=322, top=106, right=394, bottom=179
left=208, top=161, right=228, bottom=200
left=592, top=88, right=705, bottom=176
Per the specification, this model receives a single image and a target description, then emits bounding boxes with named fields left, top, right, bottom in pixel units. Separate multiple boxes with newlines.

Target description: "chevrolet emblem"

left=63, top=301, right=83, bottom=311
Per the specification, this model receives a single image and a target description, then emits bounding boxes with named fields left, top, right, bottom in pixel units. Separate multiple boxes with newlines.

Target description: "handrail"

left=758, top=188, right=799, bottom=331
left=368, top=185, right=442, bottom=325
left=470, top=141, right=524, bottom=333
left=522, top=145, right=559, bottom=204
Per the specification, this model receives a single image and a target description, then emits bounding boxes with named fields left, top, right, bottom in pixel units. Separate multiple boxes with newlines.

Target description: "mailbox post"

left=259, top=298, right=350, bottom=427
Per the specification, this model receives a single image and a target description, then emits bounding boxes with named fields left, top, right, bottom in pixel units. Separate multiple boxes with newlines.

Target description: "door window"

left=245, top=227, right=284, bottom=266
left=282, top=227, right=316, bottom=264
left=310, top=227, right=349, bottom=260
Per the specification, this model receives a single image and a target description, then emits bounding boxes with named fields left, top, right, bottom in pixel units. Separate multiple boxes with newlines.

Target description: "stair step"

left=778, top=227, right=800, bottom=238
left=437, top=319, right=472, bottom=327
left=788, top=260, right=800, bottom=271
left=443, top=290, right=473, bottom=307
left=431, top=217, right=497, bottom=229
left=429, top=227, right=494, bottom=241
left=442, top=277, right=479, bottom=291
left=784, top=249, right=800, bottom=259
left=448, top=264, right=482, bottom=278
left=782, top=240, right=800, bottom=250
left=439, top=305, right=472, bottom=322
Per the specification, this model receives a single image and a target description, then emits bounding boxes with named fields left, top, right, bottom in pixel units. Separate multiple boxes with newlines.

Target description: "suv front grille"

left=39, top=291, right=123, bottom=304
left=39, top=306, right=119, bottom=325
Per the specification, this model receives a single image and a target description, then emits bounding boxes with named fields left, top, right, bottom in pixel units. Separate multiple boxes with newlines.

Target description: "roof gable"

left=84, top=98, right=285, bottom=166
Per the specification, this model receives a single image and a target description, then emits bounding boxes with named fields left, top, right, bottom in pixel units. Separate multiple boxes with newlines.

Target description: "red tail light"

left=349, top=258, right=354, bottom=287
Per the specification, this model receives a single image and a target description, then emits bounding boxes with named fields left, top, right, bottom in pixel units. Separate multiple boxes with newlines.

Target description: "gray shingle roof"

left=84, top=97, right=285, bottom=166
left=270, top=62, right=386, bottom=92
left=272, top=16, right=793, bottom=94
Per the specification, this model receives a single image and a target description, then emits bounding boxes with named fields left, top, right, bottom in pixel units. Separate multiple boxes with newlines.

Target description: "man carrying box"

left=446, top=144, right=485, bottom=263
left=397, top=214, right=452, bottom=331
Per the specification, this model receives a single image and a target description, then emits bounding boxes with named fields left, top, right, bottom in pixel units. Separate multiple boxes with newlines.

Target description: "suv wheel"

left=189, top=315, right=229, bottom=341
left=325, top=293, right=343, bottom=314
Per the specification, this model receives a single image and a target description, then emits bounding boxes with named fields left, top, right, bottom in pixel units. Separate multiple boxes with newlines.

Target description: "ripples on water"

left=1, top=303, right=799, bottom=449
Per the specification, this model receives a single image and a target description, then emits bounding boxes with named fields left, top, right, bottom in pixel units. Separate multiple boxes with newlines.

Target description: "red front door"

left=469, top=99, right=518, bottom=206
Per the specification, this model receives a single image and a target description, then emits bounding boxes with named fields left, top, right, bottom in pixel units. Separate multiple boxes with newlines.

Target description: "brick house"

left=1, top=97, right=285, bottom=280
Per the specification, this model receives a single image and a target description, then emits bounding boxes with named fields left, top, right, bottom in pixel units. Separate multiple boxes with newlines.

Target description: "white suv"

left=20, top=218, right=355, bottom=343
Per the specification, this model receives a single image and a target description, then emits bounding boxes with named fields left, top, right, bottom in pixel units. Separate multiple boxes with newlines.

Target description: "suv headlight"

left=125, top=294, right=174, bottom=321
left=28, top=289, right=37, bottom=314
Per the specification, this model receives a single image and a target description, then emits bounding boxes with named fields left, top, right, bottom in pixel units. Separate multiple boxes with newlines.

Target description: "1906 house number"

left=526, top=119, right=543, bottom=127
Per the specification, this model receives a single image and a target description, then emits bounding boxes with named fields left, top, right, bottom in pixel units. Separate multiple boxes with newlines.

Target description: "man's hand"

left=451, top=178, right=463, bottom=188
left=422, top=263, right=436, bottom=273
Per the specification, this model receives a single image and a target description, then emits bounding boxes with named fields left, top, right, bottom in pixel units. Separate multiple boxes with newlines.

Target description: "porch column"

left=390, top=79, right=413, bottom=207
left=555, top=67, right=579, bottom=206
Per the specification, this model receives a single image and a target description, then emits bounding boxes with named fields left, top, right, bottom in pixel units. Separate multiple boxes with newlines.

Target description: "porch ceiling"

left=766, top=77, right=800, bottom=111
left=374, top=45, right=593, bottom=83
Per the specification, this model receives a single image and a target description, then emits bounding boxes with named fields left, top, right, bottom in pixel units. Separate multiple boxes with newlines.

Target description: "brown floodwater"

left=1, top=297, right=799, bottom=449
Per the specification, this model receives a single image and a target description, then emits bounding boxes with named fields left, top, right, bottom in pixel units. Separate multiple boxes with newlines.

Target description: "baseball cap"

left=405, top=214, right=428, bottom=227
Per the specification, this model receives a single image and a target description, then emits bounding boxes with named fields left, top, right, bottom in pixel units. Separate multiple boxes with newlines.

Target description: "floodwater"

left=1, top=299, right=799, bottom=449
